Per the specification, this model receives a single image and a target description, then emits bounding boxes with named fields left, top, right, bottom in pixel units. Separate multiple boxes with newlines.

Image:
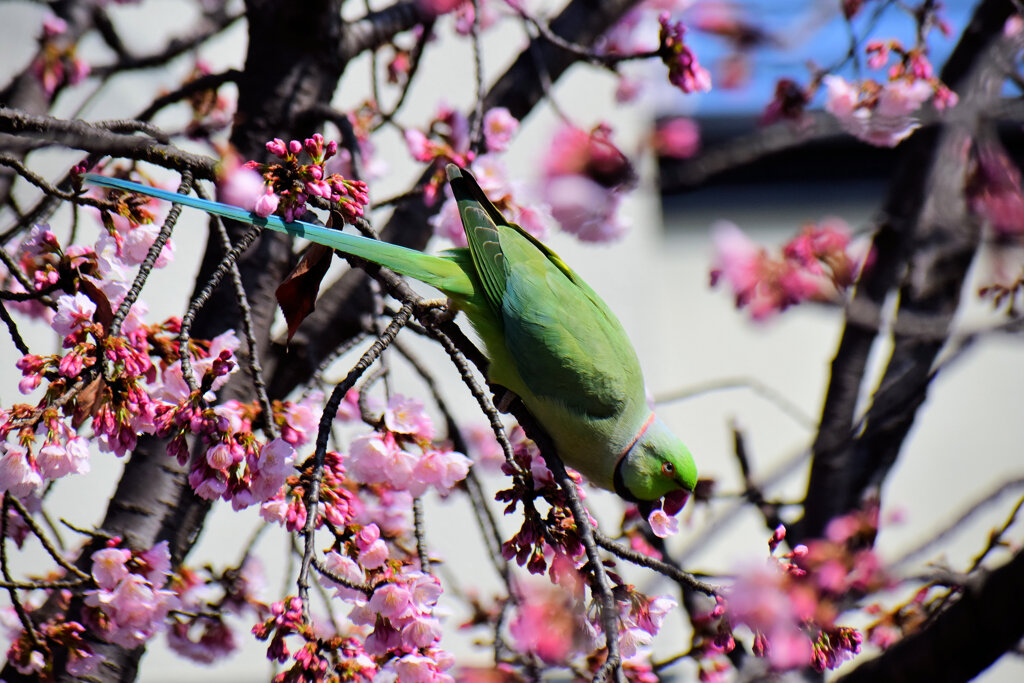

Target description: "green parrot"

left=84, top=165, right=697, bottom=506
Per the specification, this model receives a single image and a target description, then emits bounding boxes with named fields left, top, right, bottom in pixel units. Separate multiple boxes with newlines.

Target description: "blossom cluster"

left=823, top=40, right=957, bottom=147
left=966, top=142, right=1024, bottom=238
left=658, top=12, right=713, bottom=95
left=429, top=154, right=552, bottom=245
left=228, top=134, right=370, bottom=224
left=699, top=509, right=890, bottom=678
left=711, top=218, right=866, bottom=319
left=1, top=210, right=180, bottom=498
left=404, top=104, right=478, bottom=206
left=84, top=542, right=179, bottom=649
left=167, top=556, right=268, bottom=663
left=505, top=577, right=676, bottom=676
left=31, top=13, right=90, bottom=97
left=541, top=123, right=636, bottom=242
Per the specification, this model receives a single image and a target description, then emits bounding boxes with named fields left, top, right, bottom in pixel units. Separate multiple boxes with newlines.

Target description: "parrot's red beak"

left=663, top=488, right=691, bottom=516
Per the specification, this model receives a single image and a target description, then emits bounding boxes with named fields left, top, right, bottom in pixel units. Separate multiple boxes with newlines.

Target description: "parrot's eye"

left=661, top=461, right=675, bottom=476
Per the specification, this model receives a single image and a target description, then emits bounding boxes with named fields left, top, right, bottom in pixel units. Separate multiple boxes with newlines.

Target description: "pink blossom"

left=640, top=595, right=676, bottom=635
left=390, top=654, right=434, bottom=683
left=167, top=617, right=237, bottom=664
left=463, top=424, right=504, bottom=470
left=259, top=495, right=290, bottom=525
left=429, top=198, right=466, bottom=245
left=710, top=220, right=762, bottom=301
left=815, top=559, right=848, bottom=593
left=619, top=626, right=652, bottom=658
left=647, top=508, right=679, bottom=538
left=470, top=154, right=512, bottom=199
left=416, top=0, right=463, bottom=18
left=726, top=564, right=797, bottom=634
left=824, top=75, right=933, bottom=147
left=658, top=13, right=712, bottom=94
left=413, top=447, right=471, bottom=496
left=356, top=488, right=413, bottom=536
left=20, top=224, right=59, bottom=257
left=401, top=615, right=443, bottom=648
left=121, top=222, right=174, bottom=267
left=384, top=394, right=435, bottom=440
left=454, top=0, right=497, bottom=35
left=404, top=129, right=435, bottom=162
left=189, top=467, right=227, bottom=500
left=875, top=79, right=933, bottom=119
left=0, top=442, right=42, bottom=497
left=367, top=583, right=413, bottom=621
left=1006, top=14, right=1024, bottom=36
left=823, top=74, right=859, bottom=120
left=407, top=571, right=442, bottom=610
left=967, top=144, right=1024, bottom=236
left=42, top=13, right=68, bottom=38
left=356, top=523, right=389, bottom=569
left=52, top=292, right=96, bottom=338
left=218, top=163, right=266, bottom=211
left=508, top=584, right=578, bottom=664
left=137, top=541, right=171, bottom=585
left=205, top=442, right=236, bottom=469
left=253, top=190, right=280, bottom=218
left=319, top=552, right=366, bottom=601
left=512, top=201, right=552, bottom=240
left=764, top=626, right=814, bottom=670
left=91, top=548, right=132, bottom=591
left=281, top=394, right=320, bottom=446
left=335, top=388, right=366, bottom=422
left=544, top=175, right=629, bottom=242
left=35, top=437, right=90, bottom=479
left=615, top=75, right=643, bottom=103
left=89, top=573, right=179, bottom=648
left=653, top=117, right=700, bottom=159
left=347, top=432, right=399, bottom=485
left=250, top=438, right=296, bottom=502
left=865, top=40, right=890, bottom=70
left=482, top=107, right=519, bottom=152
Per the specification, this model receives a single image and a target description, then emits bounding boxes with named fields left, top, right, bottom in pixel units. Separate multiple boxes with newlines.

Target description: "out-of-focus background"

left=3, top=0, right=1023, bottom=680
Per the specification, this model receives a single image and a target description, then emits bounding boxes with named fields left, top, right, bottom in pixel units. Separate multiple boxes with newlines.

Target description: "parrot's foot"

left=416, top=298, right=455, bottom=324
left=495, top=389, right=516, bottom=413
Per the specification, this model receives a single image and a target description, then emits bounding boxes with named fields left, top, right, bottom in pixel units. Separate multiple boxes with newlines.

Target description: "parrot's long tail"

left=83, top=173, right=472, bottom=295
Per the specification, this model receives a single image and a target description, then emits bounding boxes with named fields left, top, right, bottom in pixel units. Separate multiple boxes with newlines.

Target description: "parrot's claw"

left=495, top=389, right=516, bottom=413
left=415, top=297, right=455, bottom=323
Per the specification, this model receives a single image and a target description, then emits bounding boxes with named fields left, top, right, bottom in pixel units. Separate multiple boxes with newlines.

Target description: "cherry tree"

left=1, top=0, right=1023, bottom=681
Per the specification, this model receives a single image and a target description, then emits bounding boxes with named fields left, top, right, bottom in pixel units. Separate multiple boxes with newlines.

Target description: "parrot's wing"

left=499, top=228, right=645, bottom=419
left=445, top=166, right=644, bottom=419
left=446, top=166, right=510, bottom=313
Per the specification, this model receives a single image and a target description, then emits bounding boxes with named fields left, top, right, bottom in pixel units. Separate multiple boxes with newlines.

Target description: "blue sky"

left=682, top=0, right=977, bottom=115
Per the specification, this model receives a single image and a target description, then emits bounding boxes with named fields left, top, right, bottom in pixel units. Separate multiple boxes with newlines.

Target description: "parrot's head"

left=615, top=416, right=697, bottom=503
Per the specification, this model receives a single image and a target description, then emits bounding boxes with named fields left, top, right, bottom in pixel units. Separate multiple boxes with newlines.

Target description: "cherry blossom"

left=384, top=393, right=435, bottom=441
left=658, top=12, right=712, bottom=94
left=482, top=107, right=519, bottom=152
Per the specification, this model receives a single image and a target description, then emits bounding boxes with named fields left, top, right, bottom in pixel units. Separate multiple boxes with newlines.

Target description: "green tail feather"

left=83, top=173, right=473, bottom=297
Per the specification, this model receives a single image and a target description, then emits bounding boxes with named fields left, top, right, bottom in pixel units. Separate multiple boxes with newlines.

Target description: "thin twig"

left=593, top=530, right=719, bottom=596
left=203, top=194, right=276, bottom=437
left=2, top=495, right=40, bottom=648
left=297, top=302, right=415, bottom=622
left=412, top=497, right=432, bottom=574
left=109, top=171, right=192, bottom=338
left=6, top=496, right=90, bottom=580
left=179, top=225, right=264, bottom=392
left=890, top=476, right=1024, bottom=568
left=0, top=299, right=29, bottom=356
left=656, top=376, right=816, bottom=430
